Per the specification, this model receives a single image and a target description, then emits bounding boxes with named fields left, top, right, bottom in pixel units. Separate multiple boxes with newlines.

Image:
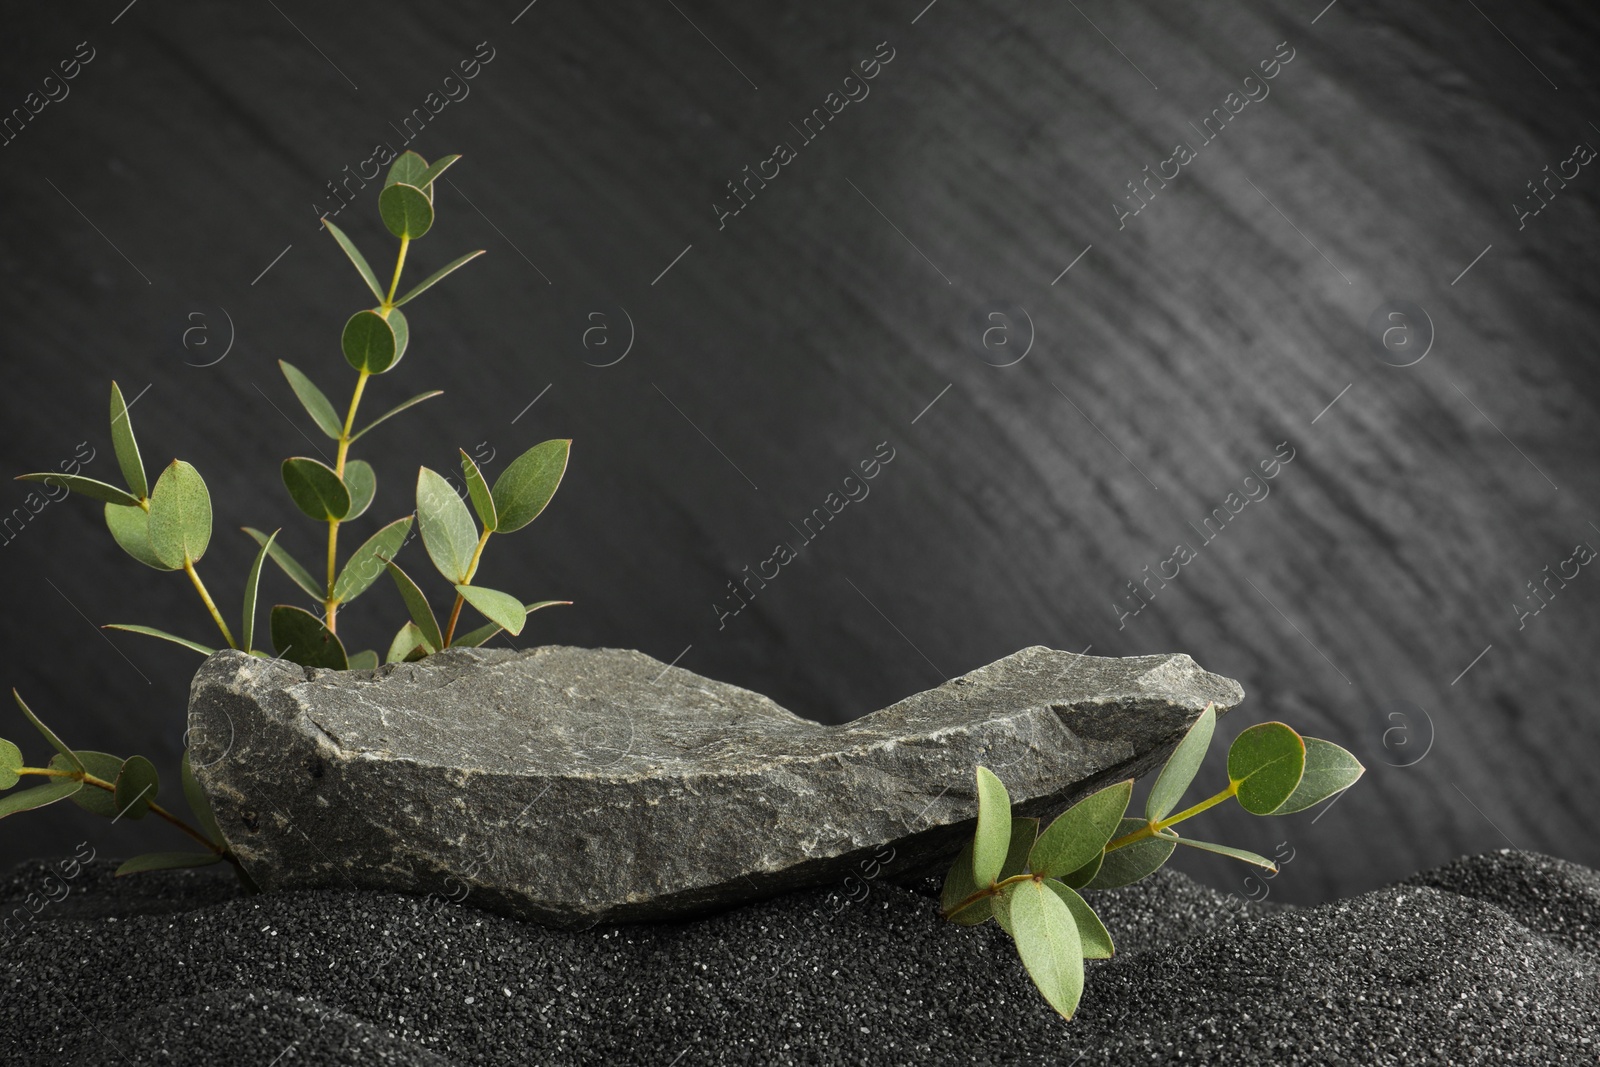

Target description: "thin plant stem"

left=324, top=368, right=372, bottom=633
left=183, top=559, right=237, bottom=648
left=441, top=529, right=493, bottom=647
left=1104, top=784, right=1237, bottom=853
left=385, top=235, right=410, bottom=306
left=18, top=768, right=223, bottom=855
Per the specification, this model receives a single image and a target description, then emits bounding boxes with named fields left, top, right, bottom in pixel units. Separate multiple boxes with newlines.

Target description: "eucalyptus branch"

left=937, top=704, right=1365, bottom=1021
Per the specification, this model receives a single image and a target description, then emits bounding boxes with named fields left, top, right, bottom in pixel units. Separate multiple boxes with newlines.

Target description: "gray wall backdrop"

left=1, top=0, right=1597, bottom=905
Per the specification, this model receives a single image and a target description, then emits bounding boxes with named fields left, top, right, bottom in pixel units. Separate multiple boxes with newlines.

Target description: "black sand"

left=2, top=849, right=1596, bottom=1064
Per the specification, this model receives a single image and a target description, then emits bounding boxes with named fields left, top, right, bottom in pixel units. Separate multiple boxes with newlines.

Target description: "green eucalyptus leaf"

left=385, top=150, right=429, bottom=188
left=411, top=153, right=461, bottom=197
left=940, top=839, right=993, bottom=925
left=379, top=182, right=434, bottom=239
left=243, top=527, right=322, bottom=601
left=332, top=516, right=413, bottom=604
left=1270, top=737, right=1366, bottom=816
left=114, top=755, right=159, bottom=820
left=461, top=450, right=497, bottom=531
left=349, top=390, right=444, bottom=442
left=417, top=467, right=479, bottom=584
left=148, top=460, right=213, bottom=566
left=342, top=460, right=376, bottom=522
left=490, top=439, right=571, bottom=534
left=181, top=751, right=223, bottom=845
left=0, top=738, right=21, bottom=790
left=341, top=309, right=400, bottom=374
left=109, top=381, right=147, bottom=499
left=241, top=528, right=278, bottom=654
left=269, top=605, right=348, bottom=670
left=385, top=560, right=444, bottom=651
left=105, top=503, right=177, bottom=571
left=1043, top=879, right=1114, bottom=959
left=1173, top=837, right=1278, bottom=871
left=1008, top=877, right=1086, bottom=1020
left=451, top=599, right=568, bottom=648
left=0, top=779, right=82, bottom=820
left=993, top=879, right=1019, bottom=936
left=454, top=585, right=527, bottom=635
left=1031, top=779, right=1133, bottom=880
left=116, top=851, right=223, bottom=876
left=50, top=750, right=121, bottom=817
left=320, top=217, right=385, bottom=302
left=104, top=624, right=215, bottom=656
left=346, top=650, right=380, bottom=670
left=1060, top=849, right=1103, bottom=890
left=1146, top=702, right=1216, bottom=822
left=1228, top=722, right=1307, bottom=815
left=1002, top=817, right=1039, bottom=880
left=385, top=620, right=435, bottom=664
left=972, top=766, right=1012, bottom=888
left=17, top=472, right=140, bottom=506
left=281, top=457, right=351, bottom=522
left=278, top=361, right=344, bottom=439
left=1085, top=817, right=1177, bottom=890
left=394, top=250, right=484, bottom=307
left=12, top=691, right=81, bottom=774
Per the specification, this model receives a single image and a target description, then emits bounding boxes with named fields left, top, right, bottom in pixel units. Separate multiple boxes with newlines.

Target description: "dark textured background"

left=1, top=0, right=1596, bottom=905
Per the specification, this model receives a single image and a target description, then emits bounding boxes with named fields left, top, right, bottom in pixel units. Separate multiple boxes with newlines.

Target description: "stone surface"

left=186, top=645, right=1243, bottom=926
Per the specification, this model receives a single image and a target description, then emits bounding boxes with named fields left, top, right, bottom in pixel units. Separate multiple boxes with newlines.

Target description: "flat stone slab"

left=186, top=645, right=1243, bottom=926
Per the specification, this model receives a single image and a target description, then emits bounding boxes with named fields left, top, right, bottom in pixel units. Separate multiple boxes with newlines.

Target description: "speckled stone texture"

left=1, top=849, right=1593, bottom=1064
left=184, top=645, right=1242, bottom=927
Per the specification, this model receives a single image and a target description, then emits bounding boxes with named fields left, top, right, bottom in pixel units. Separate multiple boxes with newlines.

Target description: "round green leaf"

left=0, top=738, right=22, bottom=790
left=1085, top=817, right=1177, bottom=890
left=1146, top=702, right=1216, bottom=822
left=417, top=467, right=479, bottom=584
left=1270, top=736, right=1366, bottom=816
left=114, top=755, right=159, bottom=820
left=1228, top=722, right=1307, bottom=815
left=1030, top=779, right=1132, bottom=879
left=1008, top=877, right=1086, bottom=1020
left=105, top=502, right=178, bottom=571
left=281, top=457, right=352, bottom=522
left=379, top=182, right=434, bottom=239
left=972, top=766, right=1012, bottom=887
left=385, top=150, right=429, bottom=188
left=490, top=439, right=571, bottom=534
left=269, top=605, right=349, bottom=670
left=1043, top=879, right=1114, bottom=959
left=50, top=750, right=123, bottom=818
left=455, top=584, right=528, bottom=636
left=342, top=309, right=405, bottom=374
left=147, top=460, right=213, bottom=567
left=342, top=460, right=376, bottom=521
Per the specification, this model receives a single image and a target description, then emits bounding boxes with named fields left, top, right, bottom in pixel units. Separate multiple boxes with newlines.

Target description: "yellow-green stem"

left=184, top=559, right=237, bottom=648
left=441, top=530, right=493, bottom=647
left=1104, top=783, right=1238, bottom=853
left=324, top=368, right=372, bottom=633
left=384, top=235, right=410, bottom=306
